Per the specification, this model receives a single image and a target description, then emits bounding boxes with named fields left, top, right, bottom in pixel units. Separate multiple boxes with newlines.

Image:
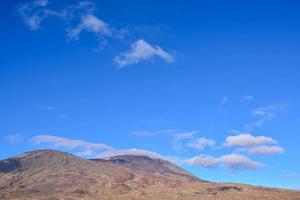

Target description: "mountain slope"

left=91, top=154, right=197, bottom=179
left=0, top=150, right=299, bottom=200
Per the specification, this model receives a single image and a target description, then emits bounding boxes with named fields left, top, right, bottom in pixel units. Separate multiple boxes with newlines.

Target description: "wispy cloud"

left=4, top=134, right=23, bottom=145
left=185, top=153, right=263, bottom=170
left=221, top=96, right=229, bottom=105
left=114, top=39, right=174, bottom=68
left=131, top=129, right=180, bottom=137
left=280, top=173, right=300, bottom=179
left=253, top=103, right=287, bottom=119
left=37, top=105, right=68, bottom=120
left=29, top=134, right=172, bottom=161
left=172, top=130, right=196, bottom=151
left=132, top=129, right=198, bottom=151
left=37, top=105, right=55, bottom=111
left=99, top=148, right=165, bottom=159
left=29, top=135, right=112, bottom=157
left=67, top=14, right=111, bottom=40
left=35, top=0, right=48, bottom=7
left=241, top=95, right=253, bottom=102
left=247, top=145, right=284, bottom=154
left=18, top=1, right=124, bottom=40
left=224, top=133, right=284, bottom=155
left=243, top=119, right=265, bottom=130
left=187, top=137, right=215, bottom=151
left=244, top=102, right=287, bottom=131
left=17, top=0, right=66, bottom=30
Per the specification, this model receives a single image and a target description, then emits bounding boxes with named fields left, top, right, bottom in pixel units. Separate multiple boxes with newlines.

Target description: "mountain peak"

left=92, top=154, right=196, bottom=179
left=1, top=150, right=300, bottom=200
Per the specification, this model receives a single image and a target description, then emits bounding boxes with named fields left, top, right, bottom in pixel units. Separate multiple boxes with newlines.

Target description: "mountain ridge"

left=0, top=149, right=299, bottom=200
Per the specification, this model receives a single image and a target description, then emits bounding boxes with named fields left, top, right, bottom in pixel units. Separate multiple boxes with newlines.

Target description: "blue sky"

left=1, top=0, right=300, bottom=189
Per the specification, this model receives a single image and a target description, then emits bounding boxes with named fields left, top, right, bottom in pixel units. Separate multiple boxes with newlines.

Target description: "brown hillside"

left=0, top=150, right=299, bottom=200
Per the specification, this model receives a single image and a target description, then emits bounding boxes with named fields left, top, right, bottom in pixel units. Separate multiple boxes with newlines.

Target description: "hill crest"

left=1, top=149, right=300, bottom=200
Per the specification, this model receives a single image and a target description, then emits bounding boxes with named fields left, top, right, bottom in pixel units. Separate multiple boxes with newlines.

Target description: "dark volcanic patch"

left=0, top=159, right=21, bottom=173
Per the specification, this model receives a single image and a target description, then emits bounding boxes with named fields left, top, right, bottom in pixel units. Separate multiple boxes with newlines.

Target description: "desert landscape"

left=1, top=150, right=299, bottom=200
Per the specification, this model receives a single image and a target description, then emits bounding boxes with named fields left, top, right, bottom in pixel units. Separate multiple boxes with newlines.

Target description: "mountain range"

left=0, top=149, right=299, bottom=200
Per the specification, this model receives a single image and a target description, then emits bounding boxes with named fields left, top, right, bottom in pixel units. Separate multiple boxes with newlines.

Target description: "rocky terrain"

left=0, top=149, right=299, bottom=200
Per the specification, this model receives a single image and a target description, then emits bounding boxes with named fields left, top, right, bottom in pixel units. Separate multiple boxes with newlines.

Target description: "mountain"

left=0, top=150, right=299, bottom=200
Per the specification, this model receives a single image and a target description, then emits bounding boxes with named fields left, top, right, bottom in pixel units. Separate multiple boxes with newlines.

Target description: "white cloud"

left=18, top=1, right=175, bottom=67
left=18, top=0, right=120, bottom=41
left=223, top=133, right=284, bottom=155
left=99, top=148, right=166, bottom=160
left=187, top=137, right=215, bottom=151
left=224, top=133, right=277, bottom=148
left=185, top=155, right=219, bottom=168
left=18, top=0, right=66, bottom=30
left=247, top=145, right=284, bottom=154
left=114, top=39, right=174, bottom=68
left=218, top=153, right=263, bottom=170
left=185, top=153, right=263, bottom=170
left=29, top=135, right=112, bottom=157
left=29, top=135, right=169, bottom=160
left=4, top=134, right=23, bottom=145
left=67, top=14, right=112, bottom=40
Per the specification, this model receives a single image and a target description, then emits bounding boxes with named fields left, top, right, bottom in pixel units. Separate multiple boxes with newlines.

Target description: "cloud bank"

left=224, top=133, right=277, bottom=148
left=185, top=153, right=263, bottom=170
left=224, top=133, right=284, bottom=155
